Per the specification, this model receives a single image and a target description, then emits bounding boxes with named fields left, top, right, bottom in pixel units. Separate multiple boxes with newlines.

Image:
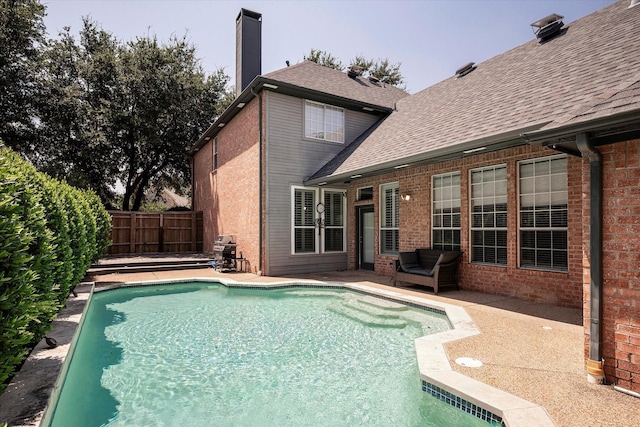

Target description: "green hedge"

left=0, top=145, right=111, bottom=391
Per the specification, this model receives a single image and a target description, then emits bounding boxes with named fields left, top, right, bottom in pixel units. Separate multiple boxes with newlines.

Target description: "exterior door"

left=357, top=206, right=375, bottom=270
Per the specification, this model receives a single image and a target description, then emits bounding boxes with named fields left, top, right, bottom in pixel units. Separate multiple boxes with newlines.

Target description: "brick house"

left=192, top=1, right=640, bottom=393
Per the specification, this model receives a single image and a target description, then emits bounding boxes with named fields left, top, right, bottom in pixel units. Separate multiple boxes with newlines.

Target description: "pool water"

left=46, top=283, right=491, bottom=426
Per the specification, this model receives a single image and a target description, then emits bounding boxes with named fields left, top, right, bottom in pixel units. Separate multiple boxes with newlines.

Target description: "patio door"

left=357, top=206, right=375, bottom=270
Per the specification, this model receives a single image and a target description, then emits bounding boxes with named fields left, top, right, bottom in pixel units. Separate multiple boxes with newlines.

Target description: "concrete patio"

left=1, top=262, right=639, bottom=426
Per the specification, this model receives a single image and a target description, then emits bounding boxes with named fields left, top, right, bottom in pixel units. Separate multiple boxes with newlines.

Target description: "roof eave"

left=190, top=76, right=394, bottom=155
left=305, top=122, right=548, bottom=186
left=522, top=108, right=640, bottom=147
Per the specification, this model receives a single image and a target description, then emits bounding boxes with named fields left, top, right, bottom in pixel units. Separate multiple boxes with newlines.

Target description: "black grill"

left=212, top=235, right=238, bottom=272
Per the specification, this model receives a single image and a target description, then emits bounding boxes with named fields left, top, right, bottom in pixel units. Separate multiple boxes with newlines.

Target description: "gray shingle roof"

left=264, top=60, right=409, bottom=110
left=310, top=0, right=640, bottom=182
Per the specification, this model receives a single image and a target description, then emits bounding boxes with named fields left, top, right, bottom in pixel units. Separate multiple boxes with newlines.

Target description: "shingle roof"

left=264, top=60, right=408, bottom=110
left=310, top=0, right=640, bottom=182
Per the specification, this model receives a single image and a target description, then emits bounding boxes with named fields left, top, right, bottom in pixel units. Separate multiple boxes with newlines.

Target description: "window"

left=519, top=156, right=568, bottom=271
left=380, top=183, right=399, bottom=254
left=213, top=138, right=218, bottom=170
left=292, top=187, right=345, bottom=254
left=305, top=100, right=345, bottom=143
left=432, top=172, right=461, bottom=251
left=357, top=187, right=373, bottom=201
left=470, top=165, right=507, bottom=265
left=324, top=191, right=345, bottom=252
left=293, top=188, right=316, bottom=253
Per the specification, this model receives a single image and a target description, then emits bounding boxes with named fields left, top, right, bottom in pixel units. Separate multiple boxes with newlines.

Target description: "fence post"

left=130, top=212, right=136, bottom=253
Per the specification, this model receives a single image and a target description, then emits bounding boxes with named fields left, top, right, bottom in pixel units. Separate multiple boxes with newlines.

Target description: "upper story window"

left=470, top=165, right=507, bottom=265
left=518, top=155, right=568, bottom=272
left=432, top=172, right=461, bottom=251
left=305, top=100, right=345, bottom=143
left=380, top=182, right=399, bottom=255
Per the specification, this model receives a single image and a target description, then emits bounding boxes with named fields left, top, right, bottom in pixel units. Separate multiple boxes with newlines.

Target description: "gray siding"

left=265, top=91, right=379, bottom=275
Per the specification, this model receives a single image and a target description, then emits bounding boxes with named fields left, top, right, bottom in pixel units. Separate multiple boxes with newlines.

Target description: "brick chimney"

left=236, top=9, right=262, bottom=96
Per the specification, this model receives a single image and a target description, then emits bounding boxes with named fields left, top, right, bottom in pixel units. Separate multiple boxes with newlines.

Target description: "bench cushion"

left=398, top=252, right=420, bottom=271
left=403, top=267, right=435, bottom=277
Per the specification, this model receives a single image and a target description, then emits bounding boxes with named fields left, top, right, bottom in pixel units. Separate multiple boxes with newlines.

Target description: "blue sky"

left=42, top=0, right=614, bottom=93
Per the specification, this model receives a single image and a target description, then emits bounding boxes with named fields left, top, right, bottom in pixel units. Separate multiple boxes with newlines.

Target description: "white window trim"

left=517, top=154, right=568, bottom=272
left=431, top=171, right=461, bottom=251
left=379, top=182, right=399, bottom=255
left=291, top=186, right=346, bottom=255
left=469, top=164, right=508, bottom=266
left=304, top=100, right=345, bottom=143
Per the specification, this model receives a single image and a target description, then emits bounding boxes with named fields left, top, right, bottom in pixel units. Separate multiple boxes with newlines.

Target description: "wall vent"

left=455, top=62, right=476, bottom=78
left=531, top=13, right=564, bottom=42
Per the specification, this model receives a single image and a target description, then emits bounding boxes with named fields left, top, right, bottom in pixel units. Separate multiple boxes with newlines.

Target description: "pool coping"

left=89, top=277, right=555, bottom=427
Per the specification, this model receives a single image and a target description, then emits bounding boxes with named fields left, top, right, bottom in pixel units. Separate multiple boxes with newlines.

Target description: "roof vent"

left=368, top=75, right=380, bottom=83
left=531, top=13, right=564, bottom=42
left=347, top=64, right=364, bottom=79
left=455, top=62, right=476, bottom=78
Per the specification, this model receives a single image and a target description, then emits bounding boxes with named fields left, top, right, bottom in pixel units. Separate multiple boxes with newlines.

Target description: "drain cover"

left=455, top=357, right=483, bottom=368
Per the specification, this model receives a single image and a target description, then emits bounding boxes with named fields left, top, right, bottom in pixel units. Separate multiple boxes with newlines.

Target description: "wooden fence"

left=108, top=211, right=203, bottom=255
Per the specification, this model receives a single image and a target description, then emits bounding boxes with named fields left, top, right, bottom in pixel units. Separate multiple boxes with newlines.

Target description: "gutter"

left=576, top=133, right=604, bottom=384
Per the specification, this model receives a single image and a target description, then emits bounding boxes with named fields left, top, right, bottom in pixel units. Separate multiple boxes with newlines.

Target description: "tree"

left=304, top=48, right=345, bottom=71
left=0, top=0, right=46, bottom=151
left=306, top=49, right=405, bottom=88
left=33, top=18, right=231, bottom=210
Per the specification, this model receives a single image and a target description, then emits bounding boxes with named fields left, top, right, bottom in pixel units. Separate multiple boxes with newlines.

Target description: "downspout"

left=251, top=86, right=263, bottom=275
left=576, top=133, right=604, bottom=384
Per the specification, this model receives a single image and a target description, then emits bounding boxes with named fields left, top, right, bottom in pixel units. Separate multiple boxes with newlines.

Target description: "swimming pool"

left=43, top=282, right=494, bottom=426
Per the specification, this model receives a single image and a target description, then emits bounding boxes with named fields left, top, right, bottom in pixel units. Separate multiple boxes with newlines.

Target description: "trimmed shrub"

left=0, top=145, right=111, bottom=391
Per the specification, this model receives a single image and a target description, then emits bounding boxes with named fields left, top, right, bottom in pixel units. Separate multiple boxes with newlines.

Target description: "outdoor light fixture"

left=262, top=83, right=279, bottom=90
left=463, top=146, right=486, bottom=154
left=218, top=123, right=225, bottom=128
left=237, top=102, right=246, bottom=108
left=401, top=193, right=412, bottom=201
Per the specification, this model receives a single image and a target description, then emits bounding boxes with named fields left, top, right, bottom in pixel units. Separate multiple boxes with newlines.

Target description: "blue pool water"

left=46, top=283, right=491, bottom=426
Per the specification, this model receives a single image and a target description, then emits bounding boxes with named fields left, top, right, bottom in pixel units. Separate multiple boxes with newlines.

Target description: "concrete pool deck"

left=1, top=265, right=639, bottom=426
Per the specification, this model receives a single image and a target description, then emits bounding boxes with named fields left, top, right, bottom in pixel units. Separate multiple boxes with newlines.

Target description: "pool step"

left=328, top=299, right=409, bottom=328
left=281, top=289, right=342, bottom=298
left=357, top=295, right=409, bottom=312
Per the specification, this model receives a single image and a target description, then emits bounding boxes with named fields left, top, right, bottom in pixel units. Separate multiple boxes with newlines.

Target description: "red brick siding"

left=192, top=98, right=263, bottom=273
left=588, top=139, right=640, bottom=392
left=347, top=144, right=583, bottom=308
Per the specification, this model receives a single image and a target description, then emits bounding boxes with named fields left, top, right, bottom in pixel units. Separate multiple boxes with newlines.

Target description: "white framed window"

left=380, top=182, right=399, bottom=254
left=213, top=138, right=218, bottom=170
left=432, top=172, right=461, bottom=251
left=323, top=190, right=345, bottom=252
left=518, top=155, right=568, bottom=271
left=291, top=186, right=346, bottom=254
left=304, top=100, right=345, bottom=143
left=470, top=165, right=507, bottom=265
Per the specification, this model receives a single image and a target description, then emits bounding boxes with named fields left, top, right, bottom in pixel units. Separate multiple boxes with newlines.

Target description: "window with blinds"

left=519, top=155, right=568, bottom=271
left=380, top=182, right=399, bottom=254
left=470, top=165, right=507, bottom=265
left=432, top=172, right=461, bottom=251
left=293, top=188, right=316, bottom=253
left=324, top=191, right=344, bottom=252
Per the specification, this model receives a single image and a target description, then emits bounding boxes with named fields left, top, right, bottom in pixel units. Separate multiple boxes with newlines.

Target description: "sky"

left=41, top=0, right=615, bottom=94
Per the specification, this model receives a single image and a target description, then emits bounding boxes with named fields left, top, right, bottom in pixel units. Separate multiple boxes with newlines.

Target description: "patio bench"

left=392, top=249, right=462, bottom=294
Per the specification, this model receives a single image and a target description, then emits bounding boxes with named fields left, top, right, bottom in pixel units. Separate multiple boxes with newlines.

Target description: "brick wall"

left=591, top=139, right=640, bottom=392
left=192, top=97, right=262, bottom=273
left=348, top=144, right=583, bottom=308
